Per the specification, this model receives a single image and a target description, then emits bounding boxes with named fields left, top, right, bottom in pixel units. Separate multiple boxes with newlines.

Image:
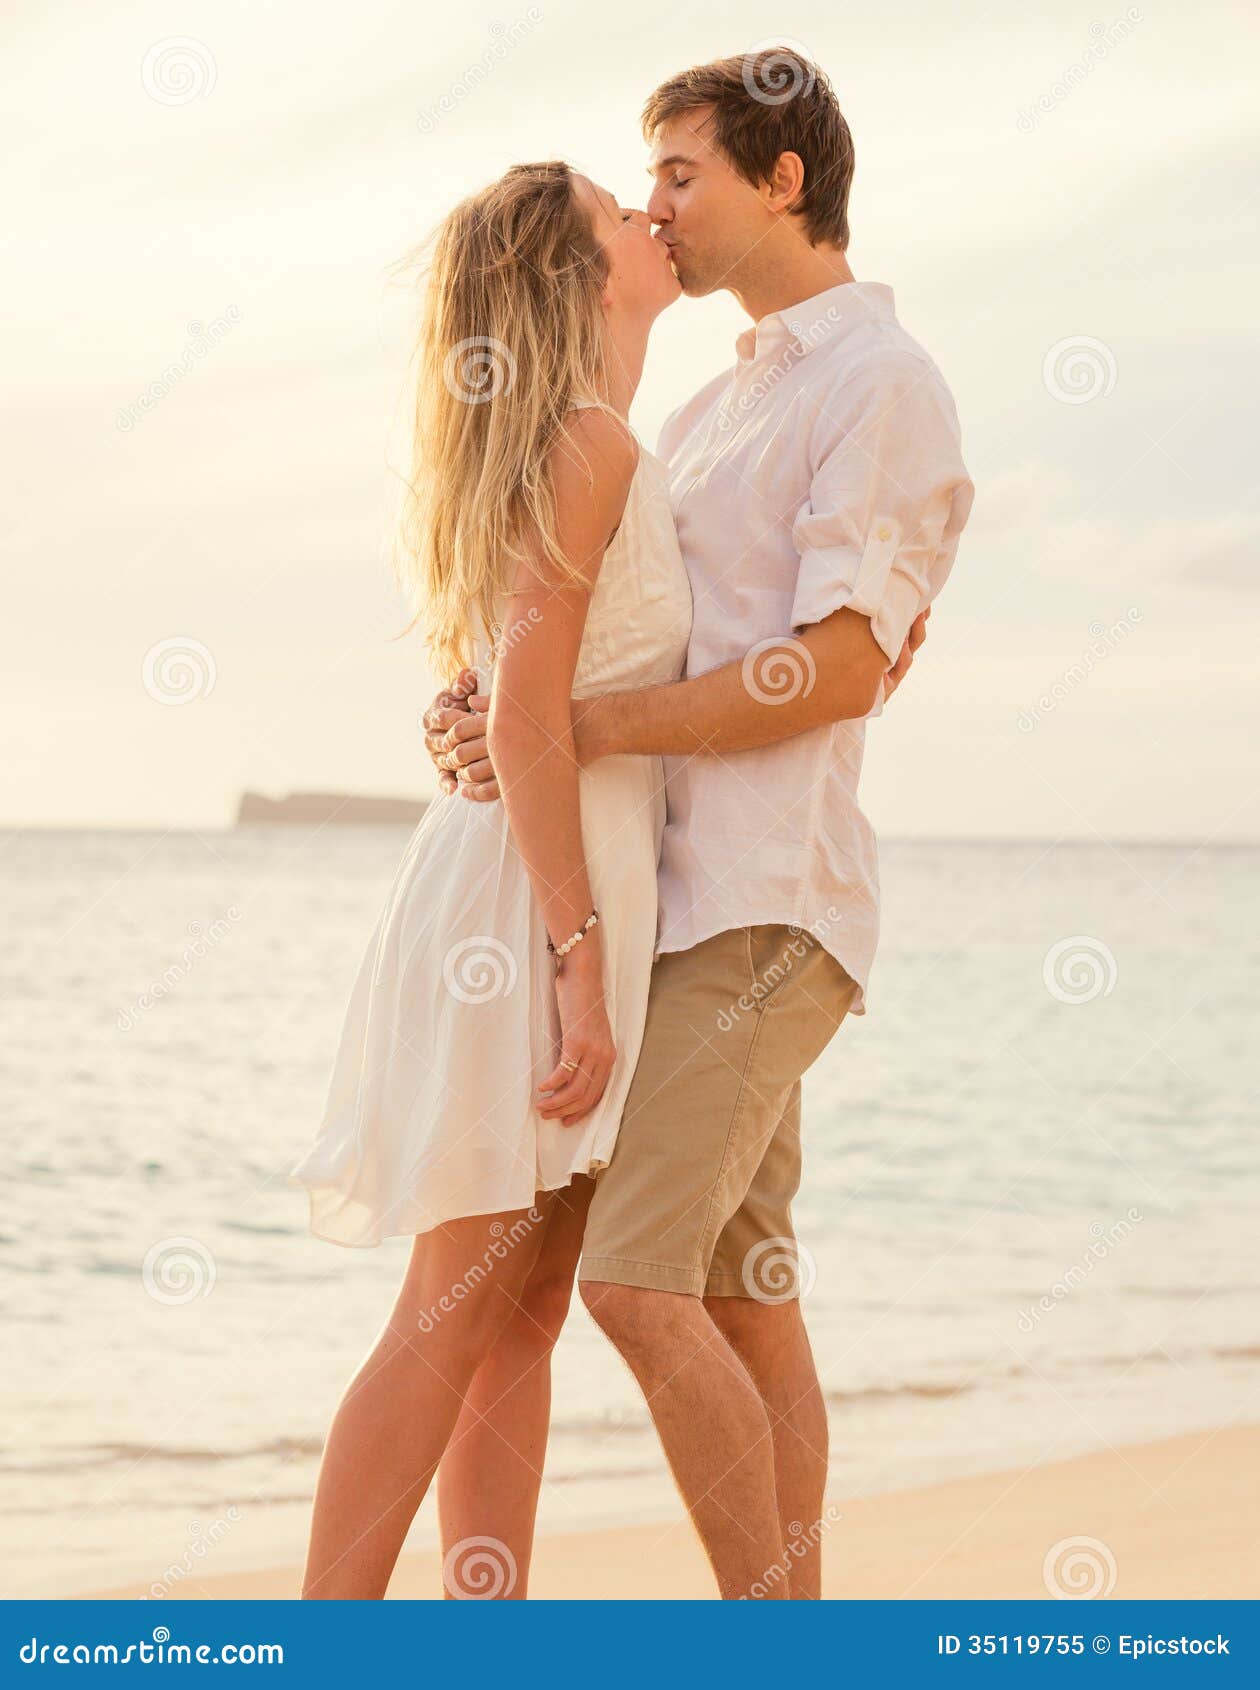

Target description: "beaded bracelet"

left=547, top=909, right=599, bottom=959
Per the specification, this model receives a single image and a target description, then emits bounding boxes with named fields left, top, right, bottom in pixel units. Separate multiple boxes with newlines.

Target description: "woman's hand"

left=535, top=935, right=616, bottom=1127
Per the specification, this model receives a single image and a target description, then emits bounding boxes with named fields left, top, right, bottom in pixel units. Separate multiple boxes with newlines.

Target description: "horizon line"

left=3, top=823, right=1257, bottom=851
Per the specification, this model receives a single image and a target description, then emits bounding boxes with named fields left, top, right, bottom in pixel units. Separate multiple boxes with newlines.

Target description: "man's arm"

left=573, top=605, right=888, bottom=764
left=428, top=610, right=928, bottom=795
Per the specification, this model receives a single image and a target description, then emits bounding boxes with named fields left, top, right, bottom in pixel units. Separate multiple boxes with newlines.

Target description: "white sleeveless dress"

left=289, top=416, right=693, bottom=1247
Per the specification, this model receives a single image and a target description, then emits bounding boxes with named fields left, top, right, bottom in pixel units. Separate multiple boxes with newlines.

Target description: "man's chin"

left=670, top=258, right=717, bottom=300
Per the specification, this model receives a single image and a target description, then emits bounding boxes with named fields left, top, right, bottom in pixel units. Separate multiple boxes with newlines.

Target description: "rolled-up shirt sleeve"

left=790, top=360, right=975, bottom=665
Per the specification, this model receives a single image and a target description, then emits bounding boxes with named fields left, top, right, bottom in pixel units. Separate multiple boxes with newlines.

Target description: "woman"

left=288, top=160, right=692, bottom=1598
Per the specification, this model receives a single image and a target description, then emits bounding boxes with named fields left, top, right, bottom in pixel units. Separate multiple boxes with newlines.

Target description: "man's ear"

left=766, top=150, right=806, bottom=216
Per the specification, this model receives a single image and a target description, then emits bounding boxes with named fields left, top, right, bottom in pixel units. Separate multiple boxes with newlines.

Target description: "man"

left=423, top=49, right=973, bottom=1598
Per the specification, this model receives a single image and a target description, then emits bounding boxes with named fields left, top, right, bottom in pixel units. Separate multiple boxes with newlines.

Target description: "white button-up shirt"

left=653, top=281, right=974, bottom=1011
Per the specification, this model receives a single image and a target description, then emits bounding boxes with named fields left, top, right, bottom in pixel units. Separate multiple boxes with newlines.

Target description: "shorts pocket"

left=746, top=924, right=816, bottom=1012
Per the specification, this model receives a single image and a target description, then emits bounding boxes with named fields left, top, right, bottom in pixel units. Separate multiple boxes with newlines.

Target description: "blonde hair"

left=390, top=161, right=614, bottom=681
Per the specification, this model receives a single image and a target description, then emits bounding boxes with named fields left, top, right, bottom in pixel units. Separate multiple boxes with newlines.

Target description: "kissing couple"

left=290, top=45, right=973, bottom=1600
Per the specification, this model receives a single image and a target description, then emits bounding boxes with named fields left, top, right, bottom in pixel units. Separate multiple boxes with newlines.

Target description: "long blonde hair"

left=390, top=161, right=614, bottom=681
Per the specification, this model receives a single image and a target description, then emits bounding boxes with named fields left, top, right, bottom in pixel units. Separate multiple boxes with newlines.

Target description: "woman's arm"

left=487, top=407, right=637, bottom=1124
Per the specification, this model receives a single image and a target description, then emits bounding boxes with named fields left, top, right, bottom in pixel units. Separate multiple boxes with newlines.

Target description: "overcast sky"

left=5, top=0, right=1258, bottom=840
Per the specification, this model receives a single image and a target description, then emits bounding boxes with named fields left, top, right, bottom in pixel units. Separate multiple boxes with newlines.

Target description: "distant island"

left=236, top=791, right=428, bottom=827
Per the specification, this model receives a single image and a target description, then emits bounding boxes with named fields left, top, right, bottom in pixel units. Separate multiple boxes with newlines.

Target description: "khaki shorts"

left=578, top=923, right=859, bottom=1300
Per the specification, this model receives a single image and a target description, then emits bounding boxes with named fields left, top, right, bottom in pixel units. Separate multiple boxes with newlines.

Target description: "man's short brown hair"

left=642, top=48, right=855, bottom=248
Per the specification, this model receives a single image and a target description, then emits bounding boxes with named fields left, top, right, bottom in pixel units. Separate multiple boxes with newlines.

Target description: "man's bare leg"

left=705, top=1295, right=829, bottom=1598
left=579, top=1280, right=787, bottom=1599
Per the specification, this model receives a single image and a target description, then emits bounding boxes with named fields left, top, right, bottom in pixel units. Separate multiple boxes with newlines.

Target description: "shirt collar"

left=734, top=281, right=896, bottom=364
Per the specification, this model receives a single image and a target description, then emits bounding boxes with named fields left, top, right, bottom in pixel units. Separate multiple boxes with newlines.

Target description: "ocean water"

left=2, top=828, right=1257, bottom=1597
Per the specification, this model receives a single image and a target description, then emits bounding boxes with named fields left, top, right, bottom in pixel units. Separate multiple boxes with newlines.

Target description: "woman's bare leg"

left=437, top=1178, right=593, bottom=1597
left=300, top=1200, right=553, bottom=1599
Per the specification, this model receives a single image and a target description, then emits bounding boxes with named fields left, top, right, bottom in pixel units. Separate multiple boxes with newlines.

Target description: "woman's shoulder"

left=552, top=404, right=639, bottom=501
left=562, top=397, right=637, bottom=455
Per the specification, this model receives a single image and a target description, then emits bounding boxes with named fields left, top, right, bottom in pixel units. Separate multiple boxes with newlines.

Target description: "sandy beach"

left=80, top=1423, right=1258, bottom=1601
